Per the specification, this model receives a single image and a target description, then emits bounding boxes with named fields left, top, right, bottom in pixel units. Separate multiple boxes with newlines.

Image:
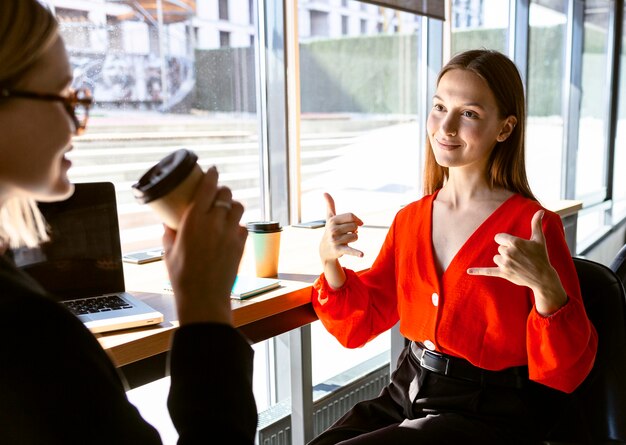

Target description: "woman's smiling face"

left=0, top=35, right=75, bottom=203
left=426, top=68, right=516, bottom=173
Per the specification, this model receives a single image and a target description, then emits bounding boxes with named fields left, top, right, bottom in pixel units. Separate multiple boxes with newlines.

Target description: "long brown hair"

left=423, top=49, right=536, bottom=200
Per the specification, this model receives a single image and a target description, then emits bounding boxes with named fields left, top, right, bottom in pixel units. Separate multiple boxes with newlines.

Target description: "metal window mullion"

left=417, top=16, right=443, bottom=195
left=289, top=324, right=313, bottom=444
left=255, top=0, right=281, bottom=409
left=259, top=0, right=290, bottom=225
left=255, top=0, right=271, bottom=219
left=562, top=0, right=584, bottom=200
left=509, top=0, right=529, bottom=87
left=605, top=0, right=623, bottom=226
left=285, top=0, right=302, bottom=225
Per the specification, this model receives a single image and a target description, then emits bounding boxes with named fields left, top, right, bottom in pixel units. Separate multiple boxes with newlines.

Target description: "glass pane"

left=46, top=0, right=262, bottom=254
left=577, top=206, right=609, bottom=251
left=47, top=0, right=272, bottom=417
left=298, top=2, right=422, bottom=227
left=298, top=0, right=421, bottom=391
left=613, top=4, right=626, bottom=221
left=450, top=0, right=510, bottom=56
left=527, top=0, right=567, bottom=202
left=575, top=1, right=610, bottom=203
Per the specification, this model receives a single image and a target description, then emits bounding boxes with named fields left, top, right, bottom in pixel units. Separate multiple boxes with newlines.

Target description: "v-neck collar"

left=427, top=189, right=519, bottom=283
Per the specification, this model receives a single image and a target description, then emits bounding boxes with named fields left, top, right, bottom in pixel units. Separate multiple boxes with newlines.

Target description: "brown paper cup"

left=132, top=149, right=203, bottom=230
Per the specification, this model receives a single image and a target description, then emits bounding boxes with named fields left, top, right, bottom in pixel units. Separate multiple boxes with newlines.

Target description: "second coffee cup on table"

left=131, top=148, right=203, bottom=230
left=246, top=221, right=282, bottom=277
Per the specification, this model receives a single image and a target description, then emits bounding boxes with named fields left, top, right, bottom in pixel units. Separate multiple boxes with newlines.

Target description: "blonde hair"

left=0, top=198, right=50, bottom=249
left=423, top=49, right=536, bottom=201
left=0, top=0, right=59, bottom=248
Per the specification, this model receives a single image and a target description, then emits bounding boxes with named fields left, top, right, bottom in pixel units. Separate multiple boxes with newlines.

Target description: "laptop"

left=12, top=182, right=164, bottom=334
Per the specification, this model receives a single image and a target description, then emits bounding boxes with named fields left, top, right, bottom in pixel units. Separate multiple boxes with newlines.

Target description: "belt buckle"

left=418, top=346, right=450, bottom=375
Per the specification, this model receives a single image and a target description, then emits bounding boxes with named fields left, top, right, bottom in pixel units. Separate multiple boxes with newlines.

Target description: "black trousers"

left=308, top=344, right=568, bottom=445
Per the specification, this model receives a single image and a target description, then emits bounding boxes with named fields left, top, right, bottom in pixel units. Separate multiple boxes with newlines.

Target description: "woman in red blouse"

left=309, top=49, right=598, bottom=444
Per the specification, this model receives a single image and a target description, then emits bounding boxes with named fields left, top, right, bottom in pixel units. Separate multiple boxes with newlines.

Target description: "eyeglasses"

left=0, top=87, right=93, bottom=135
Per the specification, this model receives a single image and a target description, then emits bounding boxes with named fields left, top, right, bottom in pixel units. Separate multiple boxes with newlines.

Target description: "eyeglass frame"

left=0, top=87, right=93, bottom=135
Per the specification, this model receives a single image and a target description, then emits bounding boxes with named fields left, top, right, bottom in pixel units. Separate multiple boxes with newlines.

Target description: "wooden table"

left=96, top=225, right=388, bottom=368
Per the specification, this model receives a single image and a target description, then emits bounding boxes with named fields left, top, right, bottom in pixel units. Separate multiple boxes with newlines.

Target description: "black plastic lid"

left=132, top=149, right=198, bottom=204
left=246, top=221, right=282, bottom=233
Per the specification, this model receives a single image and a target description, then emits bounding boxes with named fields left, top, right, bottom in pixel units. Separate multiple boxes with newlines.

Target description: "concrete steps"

left=67, top=117, right=366, bottom=250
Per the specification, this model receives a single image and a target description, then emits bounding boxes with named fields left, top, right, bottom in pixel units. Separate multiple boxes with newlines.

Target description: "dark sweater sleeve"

left=167, top=323, right=258, bottom=445
left=0, top=294, right=162, bottom=445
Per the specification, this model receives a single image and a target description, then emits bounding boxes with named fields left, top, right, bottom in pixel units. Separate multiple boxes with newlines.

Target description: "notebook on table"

left=12, top=182, right=164, bottom=334
left=163, top=275, right=281, bottom=300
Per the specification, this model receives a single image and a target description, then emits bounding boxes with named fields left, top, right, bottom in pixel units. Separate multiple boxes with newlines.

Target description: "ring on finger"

left=213, top=199, right=232, bottom=210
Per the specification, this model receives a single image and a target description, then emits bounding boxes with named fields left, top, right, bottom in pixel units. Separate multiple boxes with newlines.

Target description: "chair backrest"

left=545, top=257, right=626, bottom=444
left=610, top=243, right=626, bottom=287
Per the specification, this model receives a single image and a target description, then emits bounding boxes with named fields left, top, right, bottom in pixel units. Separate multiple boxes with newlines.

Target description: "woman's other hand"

left=162, top=166, right=247, bottom=326
left=467, top=210, right=568, bottom=316
left=319, top=192, right=364, bottom=289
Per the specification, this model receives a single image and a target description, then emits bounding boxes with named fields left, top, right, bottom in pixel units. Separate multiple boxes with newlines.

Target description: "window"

left=56, top=7, right=91, bottom=50
left=310, top=10, right=330, bottom=37
left=451, top=0, right=509, bottom=56
left=360, top=18, right=368, bottom=34
left=297, top=0, right=423, bottom=393
left=219, top=0, right=229, bottom=21
left=341, top=15, right=349, bottom=35
left=49, top=0, right=262, bottom=254
left=220, top=30, right=231, bottom=47
left=613, top=4, right=626, bottom=220
left=526, top=0, right=567, bottom=202
left=48, top=0, right=273, bottom=414
left=575, top=0, right=612, bottom=246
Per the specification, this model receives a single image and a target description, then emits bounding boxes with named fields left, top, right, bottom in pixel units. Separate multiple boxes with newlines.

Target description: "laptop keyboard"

left=63, top=295, right=133, bottom=315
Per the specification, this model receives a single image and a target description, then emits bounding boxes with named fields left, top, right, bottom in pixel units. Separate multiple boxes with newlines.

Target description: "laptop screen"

left=12, top=182, right=126, bottom=300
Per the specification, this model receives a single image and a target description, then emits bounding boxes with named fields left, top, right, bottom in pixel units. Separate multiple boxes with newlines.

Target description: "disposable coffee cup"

left=132, top=148, right=203, bottom=230
left=246, top=221, right=282, bottom=278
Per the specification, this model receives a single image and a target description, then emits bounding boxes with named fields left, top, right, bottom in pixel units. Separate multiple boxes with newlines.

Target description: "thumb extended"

left=324, top=192, right=336, bottom=219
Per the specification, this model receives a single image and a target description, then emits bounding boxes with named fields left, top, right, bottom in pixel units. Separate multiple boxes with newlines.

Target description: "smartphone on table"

left=122, top=248, right=164, bottom=264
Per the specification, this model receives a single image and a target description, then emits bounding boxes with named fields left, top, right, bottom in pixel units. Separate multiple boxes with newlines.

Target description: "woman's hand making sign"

left=467, top=209, right=569, bottom=316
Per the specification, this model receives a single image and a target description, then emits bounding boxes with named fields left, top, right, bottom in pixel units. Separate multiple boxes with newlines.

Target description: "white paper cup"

left=246, top=221, right=282, bottom=277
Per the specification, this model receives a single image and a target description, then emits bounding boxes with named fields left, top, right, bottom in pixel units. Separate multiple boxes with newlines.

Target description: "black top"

left=0, top=253, right=258, bottom=444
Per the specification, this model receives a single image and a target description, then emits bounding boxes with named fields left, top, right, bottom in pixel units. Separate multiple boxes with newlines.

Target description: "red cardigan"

left=312, top=192, right=598, bottom=393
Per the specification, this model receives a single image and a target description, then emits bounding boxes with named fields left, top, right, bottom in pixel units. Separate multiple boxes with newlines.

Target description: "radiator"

left=257, top=363, right=390, bottom=445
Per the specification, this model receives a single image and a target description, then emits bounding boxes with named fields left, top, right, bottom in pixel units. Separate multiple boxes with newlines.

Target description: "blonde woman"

left=0, top=1, right=256, bottom=443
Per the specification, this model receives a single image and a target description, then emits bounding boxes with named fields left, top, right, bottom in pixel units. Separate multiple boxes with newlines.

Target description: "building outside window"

left=450, top=0, right=508, bottom=55
left=44, top=0, right=261, bottom=256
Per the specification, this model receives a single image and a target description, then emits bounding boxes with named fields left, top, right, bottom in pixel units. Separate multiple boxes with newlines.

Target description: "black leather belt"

left=410, top=341, right=528, bottom=389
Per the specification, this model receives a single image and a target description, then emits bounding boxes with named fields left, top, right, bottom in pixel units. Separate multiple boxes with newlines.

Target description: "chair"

left=610, top=243, right=626, bottom=287
left=543, top=257, right=626, bottom=444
